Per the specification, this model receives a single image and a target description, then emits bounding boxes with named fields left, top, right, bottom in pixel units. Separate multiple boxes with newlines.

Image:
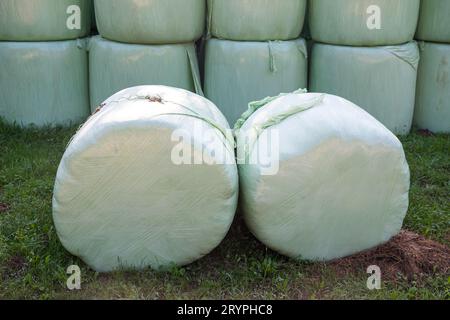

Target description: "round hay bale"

left=235, top=91, right=410, bottom=262
left=0, top=39, right=89, bottom=127
left=204, top=38, right=308, bottom=125
left=310, top=42, right=419, bottom=135
left=414, top=42, right=450, bottom=133
left=309, top=0, right=420, bottom=46
left=53, top=86, right=238, bottom=272
left=94, top=0, right=205, bottom=44
left=207, top=0, right=307, bottom=41
left=0, top=0, right=92, bottom=41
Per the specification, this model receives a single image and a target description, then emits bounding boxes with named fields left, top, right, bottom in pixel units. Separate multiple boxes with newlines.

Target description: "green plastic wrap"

left=53, top=85, right=238, bottom=272
left=236, top=91, right=410, bottom=262
left=414, top=42, right=450, bottom=133
left=416, top=0, right=450, bottom=43
left=0, top=40, right=90, bottom=127
left=94, top=0, right=205, bottom=44
left=0, top=0, right=92, bottom=41
left=89, top=36, right=203, bottom=111
left=207, top=0, right=306, bottom=41
left=204, top=38, right=308, bottom=125
left=310, top=42, right=419, bottom=135
left=309, top=0, right=420, bottom=46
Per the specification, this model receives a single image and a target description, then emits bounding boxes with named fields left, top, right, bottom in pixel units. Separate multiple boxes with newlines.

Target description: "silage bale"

left=0, top=0, right=92, bottom=41
left=235, top=91, right=410, bottom=262
left=89, top=36, right=203, bottom=111
left=414, top=42, right=450, bottom=133
left=416, top=0, right=450, bottom=43
left=310, top=42, right=419, bottom=135
left=94, top=0, right=205, bottom=44
left=0, top=40, right=89, bottom=127
left=204, top=38, right=308, bottom=125
left=207, top=0, right=306, bottom=41
left=309, top=0, right=420, bottom=46
left=53, top=85, right=238, bottom=272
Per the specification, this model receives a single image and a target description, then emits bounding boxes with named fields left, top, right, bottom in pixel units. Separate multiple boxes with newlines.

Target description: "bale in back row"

left=0, top=0, right=449, bottom=133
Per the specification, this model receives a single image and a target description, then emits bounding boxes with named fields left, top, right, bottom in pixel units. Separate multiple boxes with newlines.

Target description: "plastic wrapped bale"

left=416, top=0, right=450, bottom=43
left=0, top=0, right=92, bottom=41
left=94, top=0, right=205, bottom=44
left=0, top=40, right=89, bottom=127
left=235, top=91, right=410, bottom=262
left=204, top=38, right=308, bottom=125
left=310, top=42, right=419, bottom=135
left=414, top=42, right=450, bottom=133
left=207, top=0, right=306, bottom=41
left=309, top=0, right=420, bottom=46
left=53, top=85, right=238, bottom=272
left=89, top=36, right=203, bottom=111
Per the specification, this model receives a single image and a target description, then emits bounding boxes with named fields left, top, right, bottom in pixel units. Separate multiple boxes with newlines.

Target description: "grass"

left=0, top=120, right=449, bottom=300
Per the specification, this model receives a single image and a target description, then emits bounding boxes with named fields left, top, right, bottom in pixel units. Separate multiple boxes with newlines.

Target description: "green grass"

left=0, top=120, right=449, bottom=300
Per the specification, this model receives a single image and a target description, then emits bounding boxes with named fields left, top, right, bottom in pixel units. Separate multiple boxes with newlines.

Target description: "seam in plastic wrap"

left=242, top=93, right=326, bottom=159
left=70, top=94, right=234, bottom=153
left=234, top=88, right=308, bottom=130
left=268, top=41, right=278, bottom=73
left=383, top=41, right=420, bottom=71
left=296, top=40, right=308, bottom=59
left=186, top=45, right=204, bottom=97
left=206, top=0, right=214, bottom=40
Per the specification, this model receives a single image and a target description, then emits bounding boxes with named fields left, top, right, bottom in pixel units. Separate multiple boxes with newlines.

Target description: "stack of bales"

left=0, top=0, right=91, bottom=127
left=204, top=0, right=308, bottom=125
left=309, top=0, right=421, bottom=135
left=414, top=0, right=450, bottom=133
left=90, top=0, right=205, bottom=110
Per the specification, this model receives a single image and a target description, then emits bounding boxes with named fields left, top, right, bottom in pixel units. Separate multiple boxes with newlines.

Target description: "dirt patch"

left=3, top=255, right=28, bottom=279
left=330, top=230, right=450, bottom=280
left=0, top=203, right=10, bottom=213
left=417, top=129, right=435, bottom=137
left=146, top=95, right=163, bottom=103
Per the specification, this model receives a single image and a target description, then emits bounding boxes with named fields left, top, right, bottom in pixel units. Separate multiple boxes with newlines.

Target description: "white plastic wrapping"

left=0, top=39, right=90, bottom=127
left=94, top=0, right=205, bottom=44
left=204, top=38, right=308, bottom=125
left=414, top=42, right=450, bottom=133
left=310, top=42, right=419, bottom=135
left=89, top=36, right=203, bottom=111
left=207, top=0, right=307, bottom=41
left=236, top=91, right=410, bottom=262
left=53, top=86, right=238, bottom=272
left=0, top=0, right=92, bottom=41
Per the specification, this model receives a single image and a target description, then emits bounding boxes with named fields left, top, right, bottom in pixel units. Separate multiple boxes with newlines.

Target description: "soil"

left=0, top=203, right=10, bottom=213
left=330, top=230, right=450, bottom=280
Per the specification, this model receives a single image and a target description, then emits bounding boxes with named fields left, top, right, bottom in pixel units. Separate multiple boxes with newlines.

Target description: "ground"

left=0, top=120, right=448, bottom=300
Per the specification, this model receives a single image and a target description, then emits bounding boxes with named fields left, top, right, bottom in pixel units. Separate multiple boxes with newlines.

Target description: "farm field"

left=0, top=120, right=448, bottom=300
